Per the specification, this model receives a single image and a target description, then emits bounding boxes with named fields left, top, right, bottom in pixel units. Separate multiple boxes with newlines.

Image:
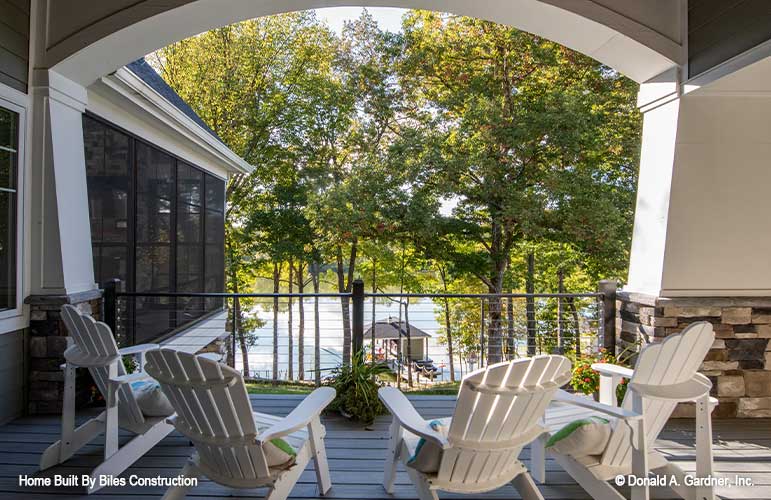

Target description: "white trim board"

left=0, top=83, right=29, bottom=335
left=87, top=69, right=252, bottom=178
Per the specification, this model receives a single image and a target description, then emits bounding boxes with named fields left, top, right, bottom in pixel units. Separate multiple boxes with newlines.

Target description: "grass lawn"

left=245, top=380, right=316, bottom=394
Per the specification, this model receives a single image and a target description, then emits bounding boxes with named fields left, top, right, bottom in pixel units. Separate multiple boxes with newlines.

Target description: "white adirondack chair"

left=40, top=304, right=175, bottom=493
left=532, top=321, right=717, bottom=500
left=143, top=348, right=336, bottom=500
left=380, top=355, right=572, bottom=500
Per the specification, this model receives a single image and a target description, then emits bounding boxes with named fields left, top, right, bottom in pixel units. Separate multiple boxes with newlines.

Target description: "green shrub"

left=326, top=350, right=391, bottom=425
left=569, top=348, right=632, bottom=405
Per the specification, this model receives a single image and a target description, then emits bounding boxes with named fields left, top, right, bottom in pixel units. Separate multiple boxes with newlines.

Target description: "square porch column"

left=25, top=69, right=100, bottom=413
left=624, top=66, right=771, bottom=418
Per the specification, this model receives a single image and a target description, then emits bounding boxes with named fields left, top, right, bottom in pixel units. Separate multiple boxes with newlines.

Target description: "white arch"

left=49, top=0, right=681, bottom=86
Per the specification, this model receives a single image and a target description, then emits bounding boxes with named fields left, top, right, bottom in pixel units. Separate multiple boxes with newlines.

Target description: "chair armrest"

left=63, top=345, right=119, bottom=368
left=591, top=363, right=634, bottom=378
left=378, top=386, right=450, bottom=449
left=119, top=344, right=160, bottom=372
left=258, top=387, right=336, bottom=444
left=629, top=373, right=712, bottom=402
left=108, top=371, right=148, bottom=387
left=553, top=389, right=642, bottom=420
left=119, top=343, right=160, bottom=356
left=198, top=352, right=224, bottom=362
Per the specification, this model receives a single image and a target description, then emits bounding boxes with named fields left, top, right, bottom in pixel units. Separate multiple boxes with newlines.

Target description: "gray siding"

left=0, top=0, right=29, bottom=93
left=689, top=0, right=771, bottom=78
left=0, top=330, right=25, bottom=425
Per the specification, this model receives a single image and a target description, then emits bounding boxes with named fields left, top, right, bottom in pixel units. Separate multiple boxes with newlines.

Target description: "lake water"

left=235, top=297, right=473, bottom=382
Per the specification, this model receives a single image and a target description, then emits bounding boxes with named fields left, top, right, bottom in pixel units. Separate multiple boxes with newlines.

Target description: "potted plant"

left=570, top=348, right=631, bottom=405
left=326, top=350, right=391, bottom=426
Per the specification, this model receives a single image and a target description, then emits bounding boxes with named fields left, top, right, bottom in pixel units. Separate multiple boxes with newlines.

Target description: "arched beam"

left=47, top=0, right=681, bottom=86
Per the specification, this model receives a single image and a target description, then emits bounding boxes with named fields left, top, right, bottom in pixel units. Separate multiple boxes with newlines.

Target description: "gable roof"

left=125, top=57, right=223, bottom=143
left=364, top=317, right=432, bottom=340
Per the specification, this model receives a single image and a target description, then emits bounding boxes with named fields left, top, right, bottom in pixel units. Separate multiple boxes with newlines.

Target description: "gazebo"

left=365, top=316, right=431, bottom=363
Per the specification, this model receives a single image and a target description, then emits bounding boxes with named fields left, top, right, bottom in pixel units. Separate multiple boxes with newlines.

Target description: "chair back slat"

left=601, top=322, right=714, bottom=467
left=145, top=349, right=269, bottom=480
left=60, top=305, right=144, bottom=427
left=439, top=355, right=571, bottom=486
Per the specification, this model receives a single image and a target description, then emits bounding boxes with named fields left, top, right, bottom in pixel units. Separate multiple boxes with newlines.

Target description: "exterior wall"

left=688, top=0, right=771, bottom=78
left=0, top=0, right=29, bottom=93
left=0, top=329, right=26, bottom=424
left=618, top=291, right=771, bottom=418
left=27, top=292, right=101, bottom=414
left=661, top=93, right=771, bottom=296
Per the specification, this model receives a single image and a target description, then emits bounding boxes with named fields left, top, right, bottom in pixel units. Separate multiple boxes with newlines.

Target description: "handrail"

left=115, top=290, right=602, bottom=299
left=115, top=291, right=353, bottom=298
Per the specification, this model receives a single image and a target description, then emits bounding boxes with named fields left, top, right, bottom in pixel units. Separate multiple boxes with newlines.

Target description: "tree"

left=397, top=11, right=640, bottom=362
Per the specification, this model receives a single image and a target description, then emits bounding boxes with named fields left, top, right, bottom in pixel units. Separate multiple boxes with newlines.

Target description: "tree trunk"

left=486, top=293, right=503, bottom=364
left=485, top=218, right=506, bottom=364
left=227, top=244, right=249, bottom=375
left=371, top=257, right=377, bottom=360
left=567, top=297, right=581, bottom=357
left=438, top=265, right=455, bottom=383
left=297, top=261, right=305, bottom=381
left=336, top=241, right=357, bottom=364
left=526, top=252, right=536, bottom=356
left=404, top=301, right=413, bottom=388
left=272, top=261, right=282, bottom=383
left=557, top=269, right=565, bottom=352
left=312, top=261, right=321, bottom=387
left=229, top=259, right=249, bottom=376
left=287, top=258, right=294, bottom=381
left=506, top=294, right=515, bottom=360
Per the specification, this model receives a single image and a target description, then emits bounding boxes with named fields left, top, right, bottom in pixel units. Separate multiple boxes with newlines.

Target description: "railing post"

left=599, top=280, right=618, bottom=354
left=352, top=279, right=365, bottom=356
left=231, top=296, right=239, bottom=370
left=102, top=279, right=120, bottom=335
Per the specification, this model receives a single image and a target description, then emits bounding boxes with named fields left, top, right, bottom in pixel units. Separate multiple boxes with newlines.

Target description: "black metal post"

left=526, top=253, right=536, bottom=356
left=352, top=279, right=365, bottom=356
left=599, top=280, right=618, bottom=354
left=103, top=279, right=120, bottom=335
left=231, top=297, right=238, bottom=369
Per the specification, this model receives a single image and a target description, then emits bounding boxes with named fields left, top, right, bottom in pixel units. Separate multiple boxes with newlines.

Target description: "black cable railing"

left=102, top=278, right=617, bottom=387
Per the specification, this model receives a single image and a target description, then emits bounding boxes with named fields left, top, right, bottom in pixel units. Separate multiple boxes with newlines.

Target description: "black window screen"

left=84, top=115, right=227, bottom=344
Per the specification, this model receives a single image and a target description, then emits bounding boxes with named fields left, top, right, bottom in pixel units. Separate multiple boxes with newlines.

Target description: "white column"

left=627, top=61, right=771, bottom=297
left=626, top=69, right=682, bottom=296
left=28, top=69, right=96, bottom=296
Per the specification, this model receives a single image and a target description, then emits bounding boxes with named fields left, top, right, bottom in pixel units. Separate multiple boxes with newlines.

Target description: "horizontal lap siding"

left=0, top=330, right=25, bottom=425
left=0, top=0, right=29, bottom=93
left=688, top=0, right=771, bottom=78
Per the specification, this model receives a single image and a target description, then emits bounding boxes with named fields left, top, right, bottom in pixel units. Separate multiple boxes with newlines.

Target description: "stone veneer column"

left=25, top=290, right=102, bottom=414
left=617, top=291, right=771, bottom=418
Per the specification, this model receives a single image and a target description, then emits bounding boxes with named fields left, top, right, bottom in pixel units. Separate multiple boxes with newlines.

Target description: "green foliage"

left=569, top=348, right=632, bottom=405
left=326, top=350, right=391, bottom=424
left=154, top=10, right=643, bottom=367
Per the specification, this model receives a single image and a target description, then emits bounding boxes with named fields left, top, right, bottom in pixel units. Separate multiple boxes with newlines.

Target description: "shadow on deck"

left=0, top=395, right=768, bottom=499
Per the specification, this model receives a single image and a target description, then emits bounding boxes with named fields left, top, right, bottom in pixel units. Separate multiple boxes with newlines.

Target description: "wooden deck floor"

left=0, top=395, right=768, bottom=499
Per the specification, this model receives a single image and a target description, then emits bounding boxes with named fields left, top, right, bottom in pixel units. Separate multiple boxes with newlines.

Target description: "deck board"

left=0, top=395, right=767, bottom=499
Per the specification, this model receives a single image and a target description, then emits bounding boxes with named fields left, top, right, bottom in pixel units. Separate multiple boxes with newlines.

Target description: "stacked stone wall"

left=617, top=292, right=771, bottom=418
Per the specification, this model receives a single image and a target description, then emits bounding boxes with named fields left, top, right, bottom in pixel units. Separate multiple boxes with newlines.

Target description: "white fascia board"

left=100, top=67, right=253, bottom=175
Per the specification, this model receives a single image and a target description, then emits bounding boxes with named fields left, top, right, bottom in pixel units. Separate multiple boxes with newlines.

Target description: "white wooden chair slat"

left=462, top=362, right=510, bottom=441
left=482, top=361, right=531, bottom=441
left=536, top=322, right=717, bottom=500
left=381, top=354, right=571, bottom=500
left=40, top=304, right=174, bottom=494
left=144, top=348, right=334, bottom=500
